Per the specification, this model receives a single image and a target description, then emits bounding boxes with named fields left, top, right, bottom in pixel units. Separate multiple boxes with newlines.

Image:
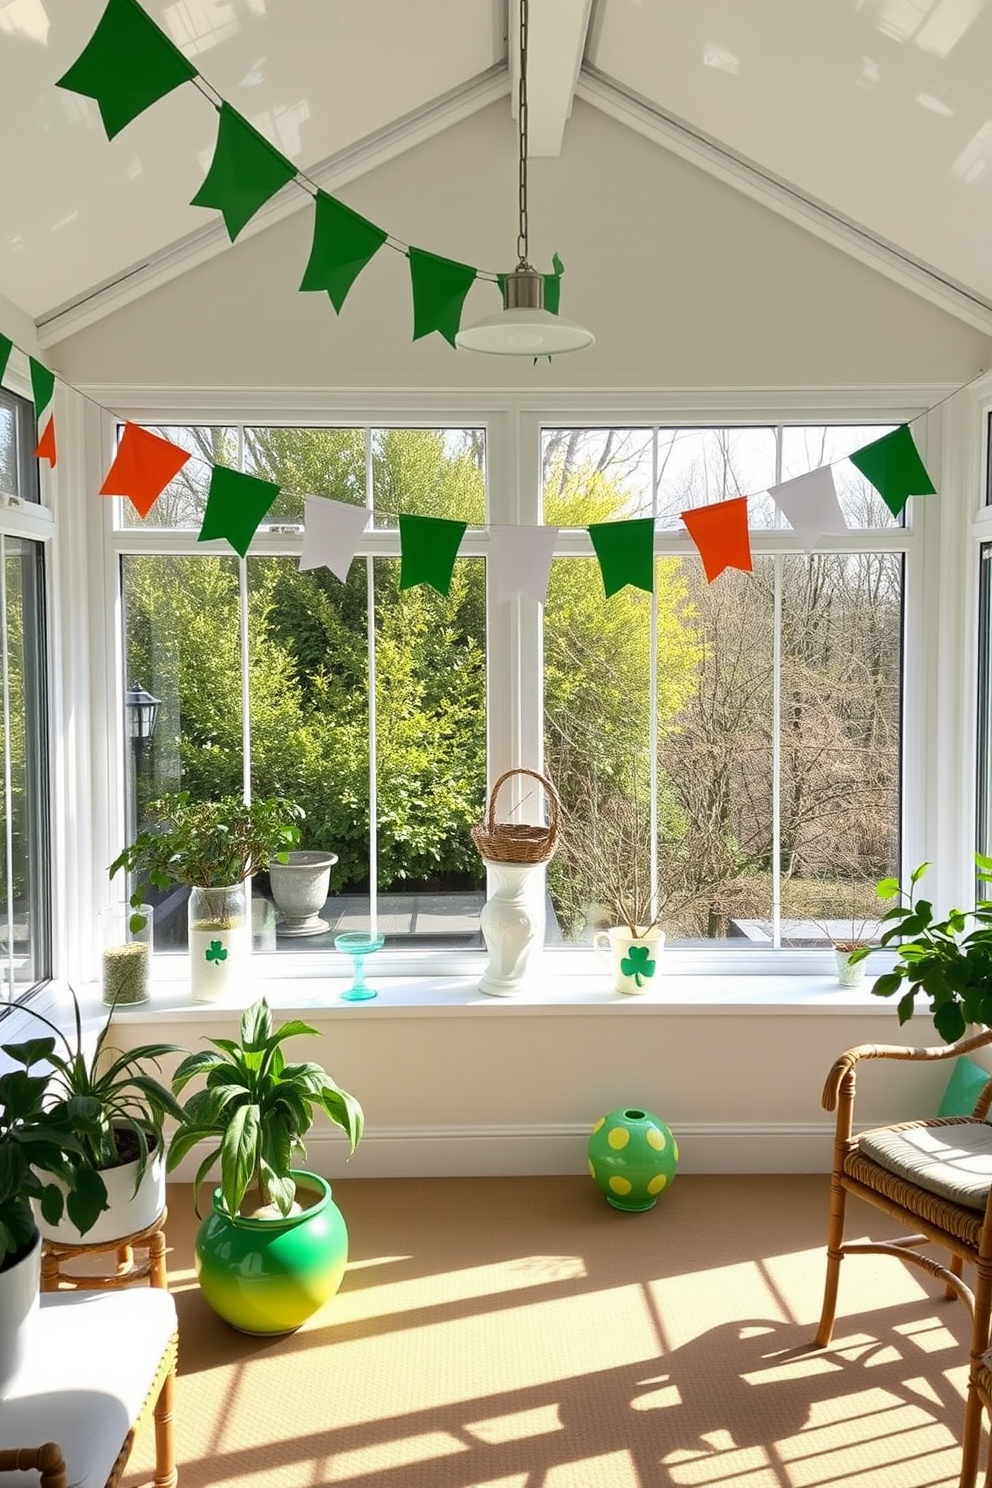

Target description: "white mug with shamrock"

left=593, top=925, right=665, bottom=995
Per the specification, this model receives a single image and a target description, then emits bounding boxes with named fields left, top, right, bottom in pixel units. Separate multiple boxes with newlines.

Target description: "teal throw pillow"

left=937, top=1055, right=992, bottom=1118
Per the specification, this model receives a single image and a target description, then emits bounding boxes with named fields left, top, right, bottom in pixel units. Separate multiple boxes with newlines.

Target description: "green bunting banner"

left=198, top=466, right=280, bottom=557
left=848, top=424, right=937, bottom=517
left=399, top=514, right=468, bottom=595
left=0, top=335, right=12, bottom=386
left=55, top=0, right=197, bottom=140
left=300, top=191, right=389, bottom=313
left=408, top=248, right=478, bottom=347
left=191, top=102, right=299, bottom=242
left=29, top=358, right=55, bottom=422
left=588, top=518, right=656, bottom=597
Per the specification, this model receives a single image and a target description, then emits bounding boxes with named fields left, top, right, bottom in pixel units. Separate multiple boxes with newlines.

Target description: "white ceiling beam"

left=510, top=0, right=593, bottom=157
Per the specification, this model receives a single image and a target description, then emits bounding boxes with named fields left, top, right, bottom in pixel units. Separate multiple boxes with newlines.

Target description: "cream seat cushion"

left=0, top=1287, right=177, bottom=1488
left=859, top=1119, right=992, bottom=1211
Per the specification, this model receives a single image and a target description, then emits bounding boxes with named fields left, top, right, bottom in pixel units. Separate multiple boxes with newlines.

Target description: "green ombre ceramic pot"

left=194, top=1170, right=348, bottom=1334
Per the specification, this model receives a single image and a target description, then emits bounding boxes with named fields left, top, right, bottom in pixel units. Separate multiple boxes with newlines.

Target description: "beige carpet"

left=121, top=1175, right=985, bottom=1488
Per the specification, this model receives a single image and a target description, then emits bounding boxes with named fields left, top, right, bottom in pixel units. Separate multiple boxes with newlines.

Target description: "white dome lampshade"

left=456, top=268, right=595, bottom=356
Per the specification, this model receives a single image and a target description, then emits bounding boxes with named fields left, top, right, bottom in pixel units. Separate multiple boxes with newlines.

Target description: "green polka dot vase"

left=587, top=1107, right=679, bottom=1212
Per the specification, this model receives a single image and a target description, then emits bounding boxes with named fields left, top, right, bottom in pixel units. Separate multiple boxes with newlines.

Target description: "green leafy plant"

left=167, top=997, right=364, bottom=1219
left=109, top=791, right=304, bottom=917
left=0, top=989, right=185, bottom=1267
left=851, top=856, right=992, bottom=1041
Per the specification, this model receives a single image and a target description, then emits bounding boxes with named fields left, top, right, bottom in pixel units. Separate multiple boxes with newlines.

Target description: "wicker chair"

left=0, top=1284, right=178, bottom=1488
left=816, top=1027, right=992, bottom=1488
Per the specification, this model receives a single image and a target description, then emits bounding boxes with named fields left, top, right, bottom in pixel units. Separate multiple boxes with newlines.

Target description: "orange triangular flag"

left=34, top=415, right=56, bottom=467
left=681, top=495, right=752, bottom=584
left=99, top=422, right=191, bottom=518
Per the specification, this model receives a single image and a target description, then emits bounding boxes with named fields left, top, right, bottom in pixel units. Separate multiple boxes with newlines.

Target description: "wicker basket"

left=471, top=768, right=561, bottom=865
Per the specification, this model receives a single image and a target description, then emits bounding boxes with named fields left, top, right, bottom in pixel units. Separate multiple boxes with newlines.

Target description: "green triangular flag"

left=0, top=335, right=12, bottom=386
left=29, top=358, right=55, bottom=421
left=588, top=517, right=655, bottom=598
left=408, top=248, right=477, bottom=347
left=300, top=191, right=388, bottom=313
left=544, top=251, right=565, bottom=315
left=399, top=514, right=467, bottom=595
left=848, top=424, right=937, bottom=517
left=198, top=465, right=280, bottom=557
left=56, top=0, right=197, bottom=140
left=191, top=102, right=298, bottom=242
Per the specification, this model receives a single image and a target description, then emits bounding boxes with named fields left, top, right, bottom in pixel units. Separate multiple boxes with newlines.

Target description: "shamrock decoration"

left=205, top=940, right=229, bottom=964
left=620, top=943, right=656, bottom=987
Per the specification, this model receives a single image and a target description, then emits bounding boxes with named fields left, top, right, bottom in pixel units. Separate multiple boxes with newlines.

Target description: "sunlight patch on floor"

left=322, top=1429, right=468, bottom=1481
left=464, top=1403, right=564, bottom=1443
left=650, top=1260, right=790, bottom=1349
left=305, top=1254, right=587, bottom=1330
left=542, top=1449, right=640, bottom=1486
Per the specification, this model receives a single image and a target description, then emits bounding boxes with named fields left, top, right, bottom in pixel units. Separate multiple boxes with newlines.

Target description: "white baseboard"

left=168, top=1122, right=836, bottom=1183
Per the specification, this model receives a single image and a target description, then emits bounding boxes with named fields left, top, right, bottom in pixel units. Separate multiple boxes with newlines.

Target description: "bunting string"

left=0, top=321, right=980, bottom=597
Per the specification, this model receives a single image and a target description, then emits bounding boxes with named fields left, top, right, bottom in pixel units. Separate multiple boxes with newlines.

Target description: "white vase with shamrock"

left=188, top=882, right=251, bottom=1002
left=594, top=924, right=665, bottom=995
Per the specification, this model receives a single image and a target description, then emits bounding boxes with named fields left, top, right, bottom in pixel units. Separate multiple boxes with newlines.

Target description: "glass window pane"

left=372, top=428, right=486, bottom=527
left=0, top=538, right=50, bottom=995
left=0, top=403, right=16, bottom=496
left=777, top=553, right=902, bottom=943
left=656, top=428, right=778, bottom=529
left=247, top=554, right=373, bottom=947
left=121, top=553, right=243, bottom=949
left=979, top=543, right=992, bottom=881
left=119, top=426, right=238, bottom=529
left=244, top=427, right=366, bottom=524
left=542, top=429, right=655, bottom=519
left=781, top=424, right=900, bottom=528
left=369, top=557, right=486, bottom=946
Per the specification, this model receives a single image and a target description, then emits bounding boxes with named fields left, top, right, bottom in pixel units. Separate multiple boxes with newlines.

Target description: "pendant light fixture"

left=455, top=0, right=595, bottom=356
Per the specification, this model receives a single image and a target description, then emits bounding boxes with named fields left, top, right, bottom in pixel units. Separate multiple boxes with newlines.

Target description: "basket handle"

left=485, top=768, right=561, bottom=842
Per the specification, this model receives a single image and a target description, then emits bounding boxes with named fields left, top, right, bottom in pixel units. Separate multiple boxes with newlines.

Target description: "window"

left=109, top=409, right=911, bottom=969
left=979, top=541, right=992, bottom=875
left=541, top=424, right=903, bottom=949
left=116, top=425, right=486, bottom=955
left=0, top=389, right=51, bottom=1001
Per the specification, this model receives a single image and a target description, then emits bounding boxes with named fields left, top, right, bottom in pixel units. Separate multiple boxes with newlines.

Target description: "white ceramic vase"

left=835, top=947, right=867, bottom=988
left=0, top=1230, right=40, bottom=1396
left=188, top=882, right=250, bottom=1002
left=478, top=858, right=547, bottom=997
left=269, top=850, right=338, bottom=936
left=594, top=925, right=665, bottom=995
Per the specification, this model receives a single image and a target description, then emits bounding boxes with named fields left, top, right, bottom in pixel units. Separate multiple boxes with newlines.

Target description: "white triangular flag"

left=489, top=525, right=559, bottom=605
left=299, top=496, right=370, bottom=581
left=768, top=466, right=847, bottom=548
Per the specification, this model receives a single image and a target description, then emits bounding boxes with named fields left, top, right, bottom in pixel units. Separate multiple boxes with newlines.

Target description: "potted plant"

left=0, top=1042, right=92, bottom=1393
left=851, top=855, right=992, bottom=1040
left=166, top=996, right=363, bottom=1334
left=811, top=882, right=887, bottom=987
left=591, top=830, right=666, bottom=996
left=110, top=791, right=304, bottom=1002
left=3, top=987, right=185, bottom=1247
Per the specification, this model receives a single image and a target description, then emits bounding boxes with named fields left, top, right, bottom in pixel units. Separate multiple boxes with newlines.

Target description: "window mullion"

left=365, top=429, right=379, bottom=937
left=771, top=430, right=783, bottom=948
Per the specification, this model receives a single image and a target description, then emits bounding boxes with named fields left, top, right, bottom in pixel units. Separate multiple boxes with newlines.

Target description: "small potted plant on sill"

left=110, top=791, right=304, bottom=1003
left=850, top=855, right=992, bottom=1041
left=166, top=996, right=363, bottom=1335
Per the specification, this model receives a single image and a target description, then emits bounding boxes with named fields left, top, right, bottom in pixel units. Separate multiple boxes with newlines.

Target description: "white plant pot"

left=478, top=858, right=546, bottom=997
left=594, top=925, right=665, bottom=995
left=188, top=882, right=250, bottom=1002
left=0, top=1229, right=40, bottom=1396
left=33, top=1138, right=166, bottom=1246
left=835, top=948, right=867, bottom=988
left=269, top=850, right=338, bottom=937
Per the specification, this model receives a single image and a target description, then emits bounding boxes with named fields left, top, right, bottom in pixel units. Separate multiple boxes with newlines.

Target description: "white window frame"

left=72, top=381, right=980, bottom=990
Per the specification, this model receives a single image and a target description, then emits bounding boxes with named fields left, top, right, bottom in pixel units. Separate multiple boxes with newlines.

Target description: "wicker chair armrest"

left=821, top=1029, right=992, bottom=1112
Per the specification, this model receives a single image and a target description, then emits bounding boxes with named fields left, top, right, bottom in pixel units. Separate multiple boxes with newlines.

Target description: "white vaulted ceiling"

left=2, top=0, right=992, bottom=345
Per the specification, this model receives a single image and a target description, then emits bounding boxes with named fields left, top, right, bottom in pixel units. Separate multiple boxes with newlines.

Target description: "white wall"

left=0, top=290, right=40, bottom=360
left=50, top=100, right=992, bottom=389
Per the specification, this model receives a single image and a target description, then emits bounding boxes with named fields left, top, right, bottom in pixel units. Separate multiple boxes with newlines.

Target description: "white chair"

left=0, top=1286, right=178, bottom=1488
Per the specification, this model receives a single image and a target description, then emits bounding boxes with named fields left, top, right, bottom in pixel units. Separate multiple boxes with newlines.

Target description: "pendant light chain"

left=517, top=0, right=530, bottom=268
